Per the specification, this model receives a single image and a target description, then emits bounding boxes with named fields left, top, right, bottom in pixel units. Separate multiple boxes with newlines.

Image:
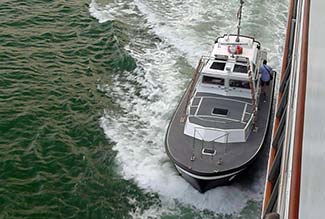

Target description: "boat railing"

left=200, top=55, right=252, bottom=66
left=248, top=69, right=257, bottom=127
left=188, top=115, right=241, bottom=124
left=191, top=127, right=229, bottom=161
left=183, top=57, right=207, bottom=120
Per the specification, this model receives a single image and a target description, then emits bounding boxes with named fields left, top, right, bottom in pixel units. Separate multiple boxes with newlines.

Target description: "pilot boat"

left=165, top=0, right=276, bottom=193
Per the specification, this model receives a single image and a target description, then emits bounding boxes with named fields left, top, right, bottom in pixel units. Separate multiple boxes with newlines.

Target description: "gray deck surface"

left=166, top=79, right=275, bottom=175
left=299, top=1, right=325, bottom=218
left=189, top=92, right=253, bottom=129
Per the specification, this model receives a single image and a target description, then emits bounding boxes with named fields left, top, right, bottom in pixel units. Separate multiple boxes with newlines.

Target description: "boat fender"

left=228, top=45, right=243, bottom=54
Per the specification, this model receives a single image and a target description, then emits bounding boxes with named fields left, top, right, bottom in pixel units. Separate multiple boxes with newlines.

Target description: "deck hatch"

left=212, top=108, right=228, bottom=116
left=202, top=148, right=216, bottom=156
left=210, top=62, right=226, bottom=70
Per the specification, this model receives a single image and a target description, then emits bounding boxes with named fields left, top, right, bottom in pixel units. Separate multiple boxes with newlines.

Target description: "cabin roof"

left=200, top=35, right=259, bottom=80
left=212, top=35, right=259, bottom=62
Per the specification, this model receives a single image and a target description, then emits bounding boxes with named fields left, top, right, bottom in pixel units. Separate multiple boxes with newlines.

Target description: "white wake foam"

left=90, top=0, right=288, bottom=215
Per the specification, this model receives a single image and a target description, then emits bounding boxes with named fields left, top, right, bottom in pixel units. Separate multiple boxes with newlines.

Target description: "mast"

left=236, top=0, right=245, bottom=42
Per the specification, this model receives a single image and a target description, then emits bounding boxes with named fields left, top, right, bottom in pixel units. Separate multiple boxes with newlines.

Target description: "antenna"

left=236, top=0, right=244, bottom=42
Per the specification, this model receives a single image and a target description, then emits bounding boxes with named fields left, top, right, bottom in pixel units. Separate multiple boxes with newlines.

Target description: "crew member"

left=259, top=60, right=273, bottom=101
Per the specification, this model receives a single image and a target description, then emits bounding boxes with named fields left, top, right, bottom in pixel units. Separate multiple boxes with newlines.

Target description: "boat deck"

left=189, top=92, right=253, bottom=129
left=166, top=78, right=275, bottom=176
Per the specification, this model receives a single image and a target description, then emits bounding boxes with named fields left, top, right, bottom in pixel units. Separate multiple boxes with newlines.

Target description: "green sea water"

left=0, top=0, right=288, bottom=218
left=0, top=1, right=157, bottom=218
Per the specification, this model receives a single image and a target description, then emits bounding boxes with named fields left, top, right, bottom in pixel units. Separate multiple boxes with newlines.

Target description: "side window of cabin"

left=229, top=79, right=250, bottom=89
left=202, top=76, right=225, bottom=86
left=233, top=64, right=248, bottom=73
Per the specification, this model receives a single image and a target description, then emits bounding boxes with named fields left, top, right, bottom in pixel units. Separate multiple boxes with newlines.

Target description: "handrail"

left=200, top=55, right=251, bottom=65
left=191, top=124, right=231, bottom=133
left=193, top=127, right=205, bottom=140
left=262, top=0, right=297, bottom=215
left=248, top=69, right=257, bottom=127
left=183, top=58, right=206, bottom=117
left=288, top=0, right=310, bottom=217
left=188, top=111, right=254, bottom=132
left=192, top=127, right=229, bottom=160
left=188, top=115, right=242, bottom=124
left=210, top=132, right=230, bottom=142
left=262, top=0, right=301, bottom=217
left=193, top=127, right=229, bottom=142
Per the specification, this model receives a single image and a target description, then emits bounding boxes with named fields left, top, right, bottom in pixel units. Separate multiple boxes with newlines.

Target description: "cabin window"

left=233, top=64, right=248, bottom=73
left=229, top=79, right=250, bottom=89
left=236, top=56, right=249, bottom=64
left=202, top=76, right=225, bottom=86
left=215, top=55, right=228, bottom=61
left=210, top=62, right=226, bottom=71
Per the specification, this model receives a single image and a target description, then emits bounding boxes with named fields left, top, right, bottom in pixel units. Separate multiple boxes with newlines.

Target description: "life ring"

left=228, top=45, right=243, bottom=54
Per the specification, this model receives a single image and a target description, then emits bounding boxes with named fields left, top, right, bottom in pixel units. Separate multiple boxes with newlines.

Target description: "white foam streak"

left=89, top=0, right=137, bottom=23
left=133, top=0, right=239, bottom=65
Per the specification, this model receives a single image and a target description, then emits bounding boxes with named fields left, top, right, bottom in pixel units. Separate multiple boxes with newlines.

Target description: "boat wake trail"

left=90, top=0, right=288, bottom=216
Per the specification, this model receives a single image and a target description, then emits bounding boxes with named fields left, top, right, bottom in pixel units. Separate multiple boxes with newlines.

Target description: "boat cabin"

left=184, top=35, right=262, bottom=143
left=198, top=55, right=255, bottom=99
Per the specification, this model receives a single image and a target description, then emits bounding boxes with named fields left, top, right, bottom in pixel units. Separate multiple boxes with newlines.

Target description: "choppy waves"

left=0, top=1, right=156, bottom=218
